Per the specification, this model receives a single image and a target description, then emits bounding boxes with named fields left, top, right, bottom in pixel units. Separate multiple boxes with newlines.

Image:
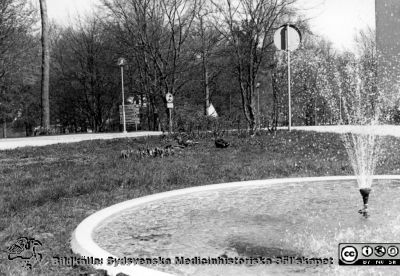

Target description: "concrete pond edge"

left=71, top=175, right=400, bottom=276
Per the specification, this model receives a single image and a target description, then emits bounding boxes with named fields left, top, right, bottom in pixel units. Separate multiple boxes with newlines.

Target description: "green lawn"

left=1, top=130, right=400, bottom=275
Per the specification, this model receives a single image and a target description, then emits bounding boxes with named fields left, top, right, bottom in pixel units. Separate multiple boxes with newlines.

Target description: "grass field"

left=1, top=130, right=400, bottom=276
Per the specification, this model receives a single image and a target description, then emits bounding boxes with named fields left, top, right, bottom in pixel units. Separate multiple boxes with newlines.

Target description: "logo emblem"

left=387, top=246, right=399, bottom=257
left=362, top=245, right=373, bottom=257
left=374, top=245, right=386, bottom=257
left=341, top=246, right=358, bottom=263
left=6, top=237, right=43, bottom=270
left=339, top=243, right=400, bottom=266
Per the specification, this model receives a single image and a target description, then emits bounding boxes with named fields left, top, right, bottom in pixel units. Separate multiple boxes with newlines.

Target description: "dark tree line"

left=0, top=0, right=40, bottom=137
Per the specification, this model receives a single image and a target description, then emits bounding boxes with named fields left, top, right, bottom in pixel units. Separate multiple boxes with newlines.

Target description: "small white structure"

left=206, top=103, right=218, bottom=117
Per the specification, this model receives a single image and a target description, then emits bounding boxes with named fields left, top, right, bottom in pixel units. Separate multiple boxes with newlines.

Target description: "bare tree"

left=0, top=0, right=35, bottom=85
left=102, top=0, right=199, bottom=130
left=39, top=0, right=50, bottom=131
left=0, top=0, right=36, bottom=137
left=191, top=0, right=224, bottom=115
left=51, top=18, right=121, bottom=132
left=211, top=0, right=296, bottom=134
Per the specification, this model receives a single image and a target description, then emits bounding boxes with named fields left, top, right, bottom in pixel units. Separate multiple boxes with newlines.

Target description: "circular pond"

left=88, top=176, right=400, bottom=276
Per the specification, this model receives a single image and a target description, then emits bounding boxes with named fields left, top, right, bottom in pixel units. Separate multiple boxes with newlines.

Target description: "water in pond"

left=93, top=179, right=400, bottom=275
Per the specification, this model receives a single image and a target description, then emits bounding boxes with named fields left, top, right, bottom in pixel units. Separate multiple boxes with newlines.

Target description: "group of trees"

left=0, top=0, right=394, bottom=137
left=0, top=0, right=41, bottom=137
left=269, top=26, right=389, bottom=128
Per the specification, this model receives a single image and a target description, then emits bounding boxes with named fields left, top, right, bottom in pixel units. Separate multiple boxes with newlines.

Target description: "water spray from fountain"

left=342, top=128, right=381, bottom=218
left=339, top=64, right=384, bottom=218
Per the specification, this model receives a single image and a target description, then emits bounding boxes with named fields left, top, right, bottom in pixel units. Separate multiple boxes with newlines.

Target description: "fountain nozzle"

left=358, top=188, right=371, bottom=218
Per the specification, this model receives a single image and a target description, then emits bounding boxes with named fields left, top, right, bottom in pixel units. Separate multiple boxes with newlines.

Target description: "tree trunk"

left=239, top=83, right=256, bottom=135
left=313, top=96, right=317, bottom=125
left=204, top=62, right=210, bottom=115
left=199, top=16, right=211, bottom=116
left=152, top=97, right=159, bottom=131
left=272, top=83, right=278, bottom=131
left=39, top=0, right=50, bottom=131
left=2, top=118, right=6, bottom=138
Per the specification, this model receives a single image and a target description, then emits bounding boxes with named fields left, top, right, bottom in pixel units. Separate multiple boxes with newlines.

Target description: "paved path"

left=0, top=132, right=163, bottom=150
left=292, top=125, right=400, bottom=137
left=2, top=125, right=400, bottom=150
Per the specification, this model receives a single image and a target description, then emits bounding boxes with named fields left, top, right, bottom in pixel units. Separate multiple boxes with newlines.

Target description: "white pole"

left=339, top=89, right=342, bottom=124
left=169, top=108, right=172, bottom=133
left=121, top=66, right=127, bottom=134
left=287, top=23, right=291, bottom=132
left=257, top=87, right=260, bottom=129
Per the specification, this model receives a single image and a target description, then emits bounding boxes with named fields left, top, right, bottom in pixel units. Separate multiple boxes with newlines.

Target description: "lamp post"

left=118, top=57, right=127, bottom=134
left=256, top=82, right=260, bottom=129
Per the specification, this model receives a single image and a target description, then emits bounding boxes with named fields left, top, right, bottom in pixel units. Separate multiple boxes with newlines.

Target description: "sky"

left=296, top=0, right=375, bottom=51
left=36, top=0, right=375, bottom=52
left=31, top=0, right=99, bottom=25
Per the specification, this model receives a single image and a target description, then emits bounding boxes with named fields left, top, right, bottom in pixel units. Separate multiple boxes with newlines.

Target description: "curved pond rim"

left=70, top=175, right=400, bottom=276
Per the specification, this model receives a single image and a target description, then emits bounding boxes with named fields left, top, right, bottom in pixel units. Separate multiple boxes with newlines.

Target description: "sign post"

left=274, top=24, right=301, bottom=131
left=166, top=93, right=174, bottom=133
left=286, top=23, right=291, bottom=132
left=118, top=58, right=127, bottom=134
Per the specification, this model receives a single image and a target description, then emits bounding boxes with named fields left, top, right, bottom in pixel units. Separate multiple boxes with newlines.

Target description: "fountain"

left=358, top=187, right=371, bottom=217
left=337, top=62, right=384, bottom=218
left=72, top=176, right=400, bottom=276
left=71, top=99, right=400, bottom=276
left=341, top=126, right=382, bottom=218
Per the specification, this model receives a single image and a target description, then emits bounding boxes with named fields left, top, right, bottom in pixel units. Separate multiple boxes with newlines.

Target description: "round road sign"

left=274, top=24, right=301, bottom=51
left=166, top=93, right=174, bottom=103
